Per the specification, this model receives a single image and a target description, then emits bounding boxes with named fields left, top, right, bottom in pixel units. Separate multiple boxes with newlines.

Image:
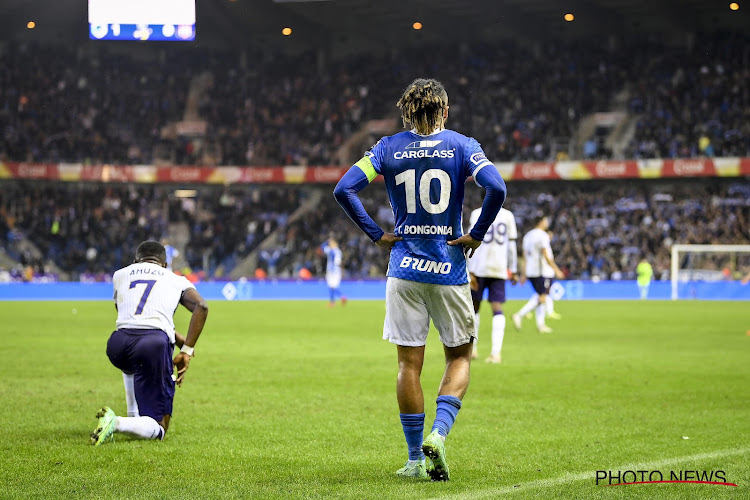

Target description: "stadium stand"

left=3, top=178, right=746, bottom=282
left=3, top=34, right=748, bottom=167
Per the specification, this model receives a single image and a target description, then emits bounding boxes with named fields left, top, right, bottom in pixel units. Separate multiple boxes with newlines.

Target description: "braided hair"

left=396, top=78, right=448, bottom=135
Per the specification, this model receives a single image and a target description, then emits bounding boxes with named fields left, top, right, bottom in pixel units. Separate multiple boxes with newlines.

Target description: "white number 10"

left=395, top=169, right=451, bottom=214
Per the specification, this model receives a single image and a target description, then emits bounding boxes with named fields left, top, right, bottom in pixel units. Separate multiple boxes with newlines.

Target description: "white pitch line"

left=427, top=447, right=750, bottom=500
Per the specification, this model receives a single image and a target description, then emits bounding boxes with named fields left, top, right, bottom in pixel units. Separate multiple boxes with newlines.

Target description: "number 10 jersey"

left=363, top=129, right=493, bottom=285
left=112, top=262, right=195, bottom=343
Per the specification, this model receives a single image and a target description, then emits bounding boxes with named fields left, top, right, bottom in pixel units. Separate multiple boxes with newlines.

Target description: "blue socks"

left=399, top=413, right=425, bottom=460
left=432, top=395, right=462, bottom=438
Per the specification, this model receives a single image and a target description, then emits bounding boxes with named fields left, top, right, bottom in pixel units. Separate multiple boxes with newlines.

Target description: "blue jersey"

left=363, top=129, right=494, bottom=285
left=321, top=243, right=343, bottom=275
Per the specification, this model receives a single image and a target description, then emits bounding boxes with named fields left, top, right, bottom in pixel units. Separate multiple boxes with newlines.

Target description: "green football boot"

left=422, top=430, right=450, bottom=481
left=395, top=459, right=429, bottom=480
left=90, top=406, right=117, bottom=446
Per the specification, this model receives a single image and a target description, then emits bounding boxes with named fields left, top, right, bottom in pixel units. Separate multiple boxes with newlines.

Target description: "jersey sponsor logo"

left=401, top=224, right=454, bottom=235
left=399, top=256, right=452, bottom=274
left=394, top=149, right=455, bottom=160
left=406, top=140, right=443, bottom=149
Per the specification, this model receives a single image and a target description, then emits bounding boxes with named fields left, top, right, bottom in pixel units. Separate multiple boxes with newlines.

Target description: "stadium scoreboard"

left=89, top=0, right=195, bottom=41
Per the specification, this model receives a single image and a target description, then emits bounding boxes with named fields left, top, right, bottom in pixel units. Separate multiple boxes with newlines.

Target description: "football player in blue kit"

left=334, top=79, right=507, bottom=481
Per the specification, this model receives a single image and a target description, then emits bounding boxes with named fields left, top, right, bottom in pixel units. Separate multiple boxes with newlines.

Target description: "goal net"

left=670, top=244, right=750, bottom=300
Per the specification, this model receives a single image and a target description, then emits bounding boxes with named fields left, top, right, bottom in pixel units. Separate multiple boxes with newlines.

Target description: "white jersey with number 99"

left=113, top=262, right=195, bottom=344
left=467, top=207, right=518, bottom=279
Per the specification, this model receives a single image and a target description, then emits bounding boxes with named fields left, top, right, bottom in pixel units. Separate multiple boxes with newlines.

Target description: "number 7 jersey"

left=113, top=262, right=195, bottom=344
left=360, top=129, right=494, bottom=285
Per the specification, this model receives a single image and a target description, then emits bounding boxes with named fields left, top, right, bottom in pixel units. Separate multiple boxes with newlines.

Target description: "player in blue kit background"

left=321, top=236, right=347, bottom=307
left=334, top=78, right=507, bottom=481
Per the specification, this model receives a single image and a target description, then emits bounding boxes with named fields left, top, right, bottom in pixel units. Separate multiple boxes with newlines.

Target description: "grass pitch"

left=0, top=299, right=748, bottom=499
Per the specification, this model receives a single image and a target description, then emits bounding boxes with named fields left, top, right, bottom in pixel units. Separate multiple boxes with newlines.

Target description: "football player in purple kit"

left=334, top=79, right=507, bottom=481
left=90, top=240, right=208, bottom=446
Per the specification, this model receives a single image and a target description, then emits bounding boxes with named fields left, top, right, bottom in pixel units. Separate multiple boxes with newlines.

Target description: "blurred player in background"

left=334, top=78, right=506, bottom=481
left=524, top=230, right=562, bottom=321
left=637, top=257, right=654, bottom=300
left=467, top=205, right=518, bottom=364
left=90, top=240, right=208, bottom=446
left=322, top=236, right=346, bottom=307
left=513, top=215, right=564, bottom=334
left=161, top=238, right=179, bottom=272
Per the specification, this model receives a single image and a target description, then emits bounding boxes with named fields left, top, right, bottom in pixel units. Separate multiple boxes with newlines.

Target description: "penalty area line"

left=427, top=447, right=750, bottom=500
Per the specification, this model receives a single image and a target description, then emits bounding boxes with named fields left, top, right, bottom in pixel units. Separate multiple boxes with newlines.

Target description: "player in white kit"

left=467, top=206, right=518, bottom=364
left=90, top=240, right=208, bottom=446
left=512, top=215, right=564, bottom=333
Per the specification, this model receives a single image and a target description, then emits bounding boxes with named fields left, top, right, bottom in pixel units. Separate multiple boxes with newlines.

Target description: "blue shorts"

left=106, top=328, right=175, bottom=421
left=529, top=277, right=553, bottom=295
left=471, top=277, right=507, bottom=304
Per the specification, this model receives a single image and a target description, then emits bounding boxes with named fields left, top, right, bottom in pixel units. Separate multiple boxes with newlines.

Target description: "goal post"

left=670, top=244, right=750, bottom=300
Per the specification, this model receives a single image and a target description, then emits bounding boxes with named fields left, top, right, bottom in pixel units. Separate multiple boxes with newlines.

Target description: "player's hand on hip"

left=172, top=352, right=191, bottom=387
left=469, top=273, right=479, bottom=291
left=375, top=233, right=403, bottom=250
left=448, top=234, right=481, bottom=258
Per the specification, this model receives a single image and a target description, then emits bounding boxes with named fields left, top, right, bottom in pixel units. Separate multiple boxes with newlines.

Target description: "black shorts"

left=106, top=328, right=175, bottom=421
left=529, top=277, right=553, bottom=295
left=471, top=277, right=507, bottom=304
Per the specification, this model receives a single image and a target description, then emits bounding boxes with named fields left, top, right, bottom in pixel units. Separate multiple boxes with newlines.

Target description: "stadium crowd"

left=0, top=182, right=297, bottom=279
left=3, top=33, right=749, bottom=167
left=1, top=178, right=747, bottom=281
left=625, top=33, right=750, bottom=159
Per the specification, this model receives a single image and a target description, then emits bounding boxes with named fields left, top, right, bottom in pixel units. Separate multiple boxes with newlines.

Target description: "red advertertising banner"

left=1, top=158, right=749, bottom=184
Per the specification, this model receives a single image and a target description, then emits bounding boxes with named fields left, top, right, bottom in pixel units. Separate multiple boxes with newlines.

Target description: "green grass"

left=0, top=299, right=748, bottom=499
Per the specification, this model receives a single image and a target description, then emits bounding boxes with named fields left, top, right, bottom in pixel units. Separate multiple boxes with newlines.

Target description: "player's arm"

left=450, top=163, right=507, bottom=257
left=542, top=248, right=565, bottom=279
left=741, top=271, right=750, bottom=285
left=173, top=288, right=209, bottom=386
left=333, top=156, right=401, bottom=249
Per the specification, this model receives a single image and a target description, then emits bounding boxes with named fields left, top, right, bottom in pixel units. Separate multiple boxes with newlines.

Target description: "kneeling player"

left=90, top=240, right=208, bottom=445
left=467, top=206, right=518, bottom=364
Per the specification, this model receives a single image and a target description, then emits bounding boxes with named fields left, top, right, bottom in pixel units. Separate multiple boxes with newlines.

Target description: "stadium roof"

left=1, top=0, right=746, bottom=49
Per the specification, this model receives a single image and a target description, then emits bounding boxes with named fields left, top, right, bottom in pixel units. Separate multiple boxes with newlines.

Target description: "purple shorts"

left=106, top=328, right=175, bottom=421
left=471, top=277, right=507, bottom=304
left=529, top=277, right=553, bottom=295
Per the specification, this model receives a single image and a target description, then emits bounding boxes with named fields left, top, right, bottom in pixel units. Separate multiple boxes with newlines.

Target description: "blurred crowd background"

left=1, top=25, right=749, bottom=283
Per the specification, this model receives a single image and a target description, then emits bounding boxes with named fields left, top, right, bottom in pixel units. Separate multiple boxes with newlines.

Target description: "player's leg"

left=123, top=372, right=139, bottom=416
left=535, top=293, right=549, bottom=332
left=326, top=272, right=336, bottom=306
left=513, top=290, right=539, bottom=330
left=384, top=278, right=430, bottom=479
left=94, top=330, right=173, bottom=445
left=423, top=284, right=475, bottom=481
left=470, top=277, right=485, bottom=360
left=545, top=295, right=561, bottom=320
left=483, top=279, right=505, bottom=363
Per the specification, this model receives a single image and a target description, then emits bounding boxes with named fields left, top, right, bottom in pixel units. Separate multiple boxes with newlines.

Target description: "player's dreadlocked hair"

left=396, top=78, right=448, bottom=135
